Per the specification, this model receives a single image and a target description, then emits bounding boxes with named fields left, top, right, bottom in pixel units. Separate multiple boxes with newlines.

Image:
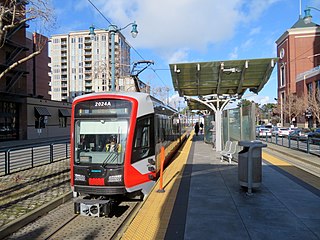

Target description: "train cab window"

left=74, top=119, right=129, bottom=165
left=131, top=115, right=155, bottom=164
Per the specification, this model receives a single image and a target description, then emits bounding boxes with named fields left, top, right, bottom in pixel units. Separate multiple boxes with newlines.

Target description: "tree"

left=307, top=88, right=320, bottom=126
left=237, top=99, right=252, bottom=108
left=260, top=103, right=278, bottom=125
left=283, top=93, right=306, bottom=125
left=0, top=0, right=54, bottom=79
left=152, top=86, right=170, bottom=104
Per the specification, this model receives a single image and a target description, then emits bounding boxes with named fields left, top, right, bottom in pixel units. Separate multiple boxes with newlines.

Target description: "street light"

left=89, top=22, right=138, bottom=91
left=303, top=6, right=320, bottom=24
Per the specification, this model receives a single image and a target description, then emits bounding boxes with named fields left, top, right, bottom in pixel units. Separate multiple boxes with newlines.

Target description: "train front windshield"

left=74, top=99, right=132, bottom=166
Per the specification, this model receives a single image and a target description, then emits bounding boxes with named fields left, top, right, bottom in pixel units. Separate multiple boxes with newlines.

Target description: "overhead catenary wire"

left=126, top=40, right=169, bottom=89
left=87, top=0, right=170, bottom=91
left=87, top=0, right=112, bottom=25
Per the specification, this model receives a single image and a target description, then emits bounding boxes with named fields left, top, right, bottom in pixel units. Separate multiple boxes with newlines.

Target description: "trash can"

left=238, top=140, right=267, bottom=194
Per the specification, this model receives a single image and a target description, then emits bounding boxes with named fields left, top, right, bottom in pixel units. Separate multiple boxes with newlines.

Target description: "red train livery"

left=70, top=92, right=188, bottom=216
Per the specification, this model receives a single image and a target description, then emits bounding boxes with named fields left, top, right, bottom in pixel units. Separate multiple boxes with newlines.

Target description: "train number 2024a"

left=95, top=101, right=111, bottom=107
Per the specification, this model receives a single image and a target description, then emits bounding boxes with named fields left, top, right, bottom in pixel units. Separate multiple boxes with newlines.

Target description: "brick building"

left=0, top=20, right=71, bottom=141
left=276, top=16, right=320, bottom=127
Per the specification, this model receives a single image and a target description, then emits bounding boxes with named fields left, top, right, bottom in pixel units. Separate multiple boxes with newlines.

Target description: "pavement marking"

left=262, top=152, right=320, bottom=190
left=121, top=133, right=194, bottom=240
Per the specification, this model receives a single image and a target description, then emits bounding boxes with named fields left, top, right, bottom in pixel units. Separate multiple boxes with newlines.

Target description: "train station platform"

left=1, top=133, right=320, bottom=239
left=122, top=133, right=320, bottom=240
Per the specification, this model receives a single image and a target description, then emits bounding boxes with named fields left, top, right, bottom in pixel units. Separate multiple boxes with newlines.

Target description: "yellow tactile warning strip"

left=262, top=151, right=320, bottom=190
left=121, top=133, right=194, bottom=240
left=122, top=139, right=319, bottom=239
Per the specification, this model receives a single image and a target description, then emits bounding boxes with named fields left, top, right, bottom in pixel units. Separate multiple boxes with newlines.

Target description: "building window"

left=58, top=109, right=70, bottom=128
left=316, top=80, right=320, bottom=90
left=280, top=64, right=285, bottom=87
left=307, top=82, right=313, bottom=95
left=0, top=101, right=18, bottom=141
left=34, top=107, right=51, bottom=129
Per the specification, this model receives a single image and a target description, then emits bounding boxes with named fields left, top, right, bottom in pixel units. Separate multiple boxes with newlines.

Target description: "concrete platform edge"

left=264, top=142, right=320, bottom=167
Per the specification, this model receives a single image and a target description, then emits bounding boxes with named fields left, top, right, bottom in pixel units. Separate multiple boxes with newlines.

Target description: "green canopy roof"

left=186, top=97, right=211, bottom=111
left=169, top=58, right=277, bottom=98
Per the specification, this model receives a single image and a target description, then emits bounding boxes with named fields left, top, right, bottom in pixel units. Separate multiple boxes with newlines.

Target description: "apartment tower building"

left=50, top=30, right=131, bottom=102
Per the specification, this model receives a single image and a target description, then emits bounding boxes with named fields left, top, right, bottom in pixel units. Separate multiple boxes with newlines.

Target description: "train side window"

left=131, top=114, right=155, bottom=164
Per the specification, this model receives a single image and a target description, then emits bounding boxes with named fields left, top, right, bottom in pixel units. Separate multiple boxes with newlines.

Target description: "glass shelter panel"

left=222, top=103, right=255, bottom=145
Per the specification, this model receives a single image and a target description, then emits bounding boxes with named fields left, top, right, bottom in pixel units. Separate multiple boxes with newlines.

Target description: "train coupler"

left=73, top=198, right=112, bottom=217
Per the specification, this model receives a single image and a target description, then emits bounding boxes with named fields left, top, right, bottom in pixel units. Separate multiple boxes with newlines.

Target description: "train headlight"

left=75, top=174, right=86, bottom=182
left=108, top=174, right=122, bottom=182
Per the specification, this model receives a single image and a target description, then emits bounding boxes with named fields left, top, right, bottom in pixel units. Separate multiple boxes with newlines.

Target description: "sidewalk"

left=0, top=136, right=69, bottom=150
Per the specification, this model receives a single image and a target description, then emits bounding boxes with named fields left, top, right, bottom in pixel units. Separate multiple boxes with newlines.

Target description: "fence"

left=0, top=140, right=70, bottom=176
left=256, top=135, right=320, bottom=157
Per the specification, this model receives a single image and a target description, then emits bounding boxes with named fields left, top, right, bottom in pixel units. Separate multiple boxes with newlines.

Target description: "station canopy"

left=169, top=58, right=278, bottom=101
left=169, top=58, right=277, bottom=152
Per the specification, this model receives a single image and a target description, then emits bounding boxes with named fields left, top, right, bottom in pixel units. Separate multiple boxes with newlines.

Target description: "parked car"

left=288, top=128, right=310, bottom=141
left=256, top=127, right=272, bottom=137
left=272, top=127, right=293, bottom=137
left=308, top=128, right=320, bottom=144
left=271, top=126, right=279, bottom=136
left=263, top=125, right=273, bottom=129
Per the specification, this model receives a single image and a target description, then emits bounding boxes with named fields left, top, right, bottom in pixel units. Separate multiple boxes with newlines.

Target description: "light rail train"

left=70, top=92, right=188, bottom=216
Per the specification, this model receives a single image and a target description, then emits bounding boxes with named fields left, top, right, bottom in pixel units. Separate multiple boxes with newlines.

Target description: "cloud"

left=244, top=95, right=276, bottom=105
left=93, top=0, right=242, bottom=50
left=249, top=27, right=261, bottom=36
left=242, top=39, right=253, bottom=49
left=229, top=47, right=239, bottom=59
left=88, top=0, right=280, bottom=64
left=168, top=48, right=190, bottom=64
left=168, top=93, right=185, bottom=109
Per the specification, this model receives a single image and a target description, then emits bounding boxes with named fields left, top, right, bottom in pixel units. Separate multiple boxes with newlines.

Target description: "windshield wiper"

left=102, top=152, right=118, bottom=168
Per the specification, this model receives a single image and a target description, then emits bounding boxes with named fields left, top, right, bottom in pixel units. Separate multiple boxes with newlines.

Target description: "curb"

left=0, top=191, right=72, bottom=239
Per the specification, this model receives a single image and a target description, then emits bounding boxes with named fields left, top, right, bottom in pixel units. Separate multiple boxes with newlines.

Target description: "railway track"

left=6, top=199, right=141, bottom=240
left=0, top=159, right=71, bottom=229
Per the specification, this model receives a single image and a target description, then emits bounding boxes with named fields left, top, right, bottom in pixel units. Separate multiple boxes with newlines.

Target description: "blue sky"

left=30, top=0, right=320, bottom=106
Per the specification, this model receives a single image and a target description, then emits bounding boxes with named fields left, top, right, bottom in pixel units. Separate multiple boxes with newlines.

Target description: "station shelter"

left=169, top=58, right=277, bottom=151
